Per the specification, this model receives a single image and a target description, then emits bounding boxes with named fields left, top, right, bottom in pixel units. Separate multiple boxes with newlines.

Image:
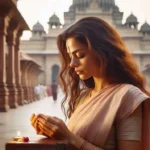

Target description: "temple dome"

left=126, top=13, right=138, bottom=24
left=69, top=5, right=75, bottom=11
left=140, top=22, right=150, bottom=33
left=48, top=13, right=61, bottom=26
left=72, top=0, right=115, bottom=10
left=113, top=5, right=119, bottom=12
left=32, top=21, right=45, bottom=32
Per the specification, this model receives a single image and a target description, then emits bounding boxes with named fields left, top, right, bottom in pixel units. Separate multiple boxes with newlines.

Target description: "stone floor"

left=0, top=92, right=65, bottom=150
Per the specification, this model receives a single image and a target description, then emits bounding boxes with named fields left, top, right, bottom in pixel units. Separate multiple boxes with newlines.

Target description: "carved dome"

left=69, top=5, right=75, bottom=11
left=32, top=21, right=45, bottom=32
left=72, top=0, right=115, bottom=10
left=113, top=5, right=119, bottom=12
left=126, top=13, right=138, bottom=24
left=48, top=13, right=61, bottom=26
left=140, top=22, right=150, bottom=33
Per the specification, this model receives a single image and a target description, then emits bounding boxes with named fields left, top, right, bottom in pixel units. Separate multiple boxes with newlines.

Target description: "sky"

left=17, top=0, right=150, bottom=40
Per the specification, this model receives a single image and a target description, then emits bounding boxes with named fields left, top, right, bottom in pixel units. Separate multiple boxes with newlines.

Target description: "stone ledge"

left=6, top=137, right=68, bottom=150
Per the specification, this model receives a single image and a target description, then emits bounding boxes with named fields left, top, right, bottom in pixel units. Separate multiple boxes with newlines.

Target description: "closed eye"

left=68, top=53, right=85, bottom=59
left=76, top=52, right=86, bottom=58
left=76, top=54, right=85, bottom=58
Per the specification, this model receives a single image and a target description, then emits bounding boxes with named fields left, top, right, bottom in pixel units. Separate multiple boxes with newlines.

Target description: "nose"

left=70, top=57, right=79, bottom=68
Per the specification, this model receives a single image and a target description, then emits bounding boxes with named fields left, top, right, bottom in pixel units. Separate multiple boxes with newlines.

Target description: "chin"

left=79, top=75, right=91, bottom=80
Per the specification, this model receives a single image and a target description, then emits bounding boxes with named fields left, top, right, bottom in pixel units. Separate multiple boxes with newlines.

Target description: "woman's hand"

left=30, top=113, right=48, bottom=136
left=30, top=114, right=103, bottom=149
left=36, top=114, right=72, bottom=140
left=30, top=113, right=72, bottom=140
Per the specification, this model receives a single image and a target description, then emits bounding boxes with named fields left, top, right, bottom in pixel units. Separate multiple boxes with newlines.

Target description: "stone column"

left=0, top=16, right=9, bottom=111
left=32, top=67, right=38, bottom=101
left=15, top=30, right=24, bottom=105
left=31, top=64, right=40, bottom=101
left=21, top=61, right=32, bottom=104
left=27, top=64, right=33, bottom=102
left=21, top=61, right=27, bottom=103
left=26, top=62, right=34, bottom=103
left=6, top=19, right=18, bottom=108
left=30, top=66, right=36, bottom=101
left=32, top=65, right=38, bottom=101
left=32, top=67, right=36, bottom=101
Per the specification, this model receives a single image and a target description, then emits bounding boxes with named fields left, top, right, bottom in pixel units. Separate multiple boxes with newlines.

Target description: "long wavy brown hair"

left=57, top=17, right=150, bottom=119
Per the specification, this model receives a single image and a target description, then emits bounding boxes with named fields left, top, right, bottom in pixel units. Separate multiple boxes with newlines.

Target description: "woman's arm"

left=31, top=103, right=142, bottom=150
left=68, top=131, right=104, bottom=150
left=32, top=114, right=104, bottom=150
left=116, top=105, right=142, bottom=150
left=118, top=141, right=141, bottom=150
left=69, top=104, right=142, bottom=150
left=31, top=114, right=142, bottom=150
left=68, top=131, right=142, bottom=150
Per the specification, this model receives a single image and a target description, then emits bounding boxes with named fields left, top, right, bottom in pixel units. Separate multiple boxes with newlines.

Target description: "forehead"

left=66, top=37, right=86, bottom=53
left=66, top=37, right=80, bottom=47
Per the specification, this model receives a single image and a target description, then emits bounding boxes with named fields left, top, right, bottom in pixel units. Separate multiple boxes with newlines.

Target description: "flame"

left=17, top=131, right=21, bottom=137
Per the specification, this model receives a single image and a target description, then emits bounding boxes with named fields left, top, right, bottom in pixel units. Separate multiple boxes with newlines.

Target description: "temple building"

left=20, top=0, right=150, bottom=89
left=0, top=0, right=43, bottom=112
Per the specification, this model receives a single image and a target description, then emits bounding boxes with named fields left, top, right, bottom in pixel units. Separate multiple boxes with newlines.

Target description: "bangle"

left=79, top=140, right=88, bottom=150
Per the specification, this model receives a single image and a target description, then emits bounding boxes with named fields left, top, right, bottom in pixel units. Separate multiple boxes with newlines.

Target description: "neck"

left=93, top=77, right=108, bottom=91
left=89, top=78, right=109, bottom=97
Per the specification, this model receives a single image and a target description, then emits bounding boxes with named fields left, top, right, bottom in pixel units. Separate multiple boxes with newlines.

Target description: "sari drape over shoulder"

left=67, top=84, right=150, bottom=149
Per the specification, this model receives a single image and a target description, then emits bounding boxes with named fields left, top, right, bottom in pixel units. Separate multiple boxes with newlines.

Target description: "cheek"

left=86, top=55, right=98, bottom=67
left=80, top=54, right=99, bottom=72
left=81, top=59, right=91, bottom=70
left=86, top=59, right=100, bottom=73
left=83, top=60, right=97, bottom=72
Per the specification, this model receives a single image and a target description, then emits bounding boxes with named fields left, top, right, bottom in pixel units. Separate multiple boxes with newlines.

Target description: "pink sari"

left=67, top=84, right=150, bottom=149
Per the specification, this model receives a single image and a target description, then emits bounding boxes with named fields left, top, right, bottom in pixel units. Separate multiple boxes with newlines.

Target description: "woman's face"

left=66, top=37, right=101, bottom=80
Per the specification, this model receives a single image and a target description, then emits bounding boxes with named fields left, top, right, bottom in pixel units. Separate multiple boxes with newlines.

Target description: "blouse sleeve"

left=116, top=105, right=142, bottom=141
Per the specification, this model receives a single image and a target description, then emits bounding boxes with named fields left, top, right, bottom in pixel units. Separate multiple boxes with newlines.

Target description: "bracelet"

left=79, top=140, right=88, bottom=150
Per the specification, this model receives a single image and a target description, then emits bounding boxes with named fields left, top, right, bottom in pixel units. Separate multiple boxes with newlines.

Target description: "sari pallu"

left=67, top=84, right=150, bottom=150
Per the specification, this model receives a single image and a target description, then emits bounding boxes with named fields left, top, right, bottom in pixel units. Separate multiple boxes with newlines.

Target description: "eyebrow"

left=67, top=48, right=84, bottom=55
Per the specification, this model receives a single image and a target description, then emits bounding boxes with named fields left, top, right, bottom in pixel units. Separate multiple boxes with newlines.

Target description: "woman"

left=30, top=17, right=150, bottom=150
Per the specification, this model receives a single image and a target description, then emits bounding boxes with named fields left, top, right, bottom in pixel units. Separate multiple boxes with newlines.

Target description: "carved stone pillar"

left=21, top=61, right=27, bottom=103
left=31, top=65, right=38, bottom=101
left=29, top=66, right=35, bottom=102
left=26, top=62, right=33, bottom=103
left=6, top=19, right=18, bottom=108
left=21, top=61, right=32, bottom=103
left=15, top=30, right=24, bottom=105
left=26, top=64, right=32, bottom=102
left=32, top=68, right=38, bottom=101
left=31, top=64, right=39, bottom=101
left=0, top=16, right=9, bottom=111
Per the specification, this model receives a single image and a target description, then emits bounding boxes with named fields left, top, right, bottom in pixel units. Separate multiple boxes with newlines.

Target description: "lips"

left=75, top=70, right=84, bottom=74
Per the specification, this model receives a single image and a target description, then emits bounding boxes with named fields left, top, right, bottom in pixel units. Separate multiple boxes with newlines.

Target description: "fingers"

left=30, top=114, right=64, bottom=139
left=38, top=118, right=58, bottom=132
left=30, top=113, right=35, bottom=121
left=38, top=122, right=54, bottom=138
left=30, top=114, right=54, bottom=137
left=37, top=115, right=65, bottom=135
left=36, top=129, right=43, bottom=134
left=31, top=114, right=39, bottom=128
left=36, top=115, right=56, bottom=128
left=37, top=117, right=62, bottom=139
left=30, top=114, right=42, bottom=135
